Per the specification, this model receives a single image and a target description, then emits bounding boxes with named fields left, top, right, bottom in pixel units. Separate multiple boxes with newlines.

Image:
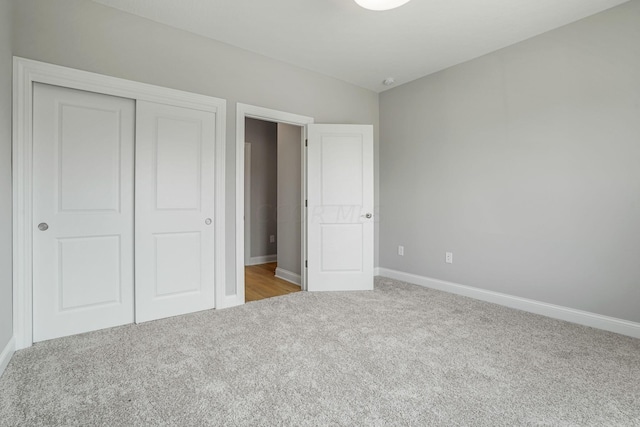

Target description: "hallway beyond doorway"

left=245, top=263, right=300, bottom=302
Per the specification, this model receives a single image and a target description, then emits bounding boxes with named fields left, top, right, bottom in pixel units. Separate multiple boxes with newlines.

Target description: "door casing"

left=12, top=57, right=227, bottom=350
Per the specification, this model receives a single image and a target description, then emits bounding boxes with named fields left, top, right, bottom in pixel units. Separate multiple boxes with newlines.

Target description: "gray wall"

left=379, top=0, right=640, bottom=323
left=0, top=0, right=13, bottom=353
left=12, top=0, right=379, bottom=296
left=245, top=118, right=277, bottom=260
left=277, top=123, right=302, bottom=276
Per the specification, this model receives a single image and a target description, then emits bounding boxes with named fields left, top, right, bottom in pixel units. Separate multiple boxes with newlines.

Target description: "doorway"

left=235, top=104, right=314, bottom=303
left=243, top=117, right=304, bottom=302
left=235, top=105, right=375, bottom=301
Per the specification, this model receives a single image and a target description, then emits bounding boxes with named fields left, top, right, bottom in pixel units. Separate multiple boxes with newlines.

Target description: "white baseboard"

left=376, top=268, right=640, bottom=339
left=0, top=336, right=15, bottom=379
left=275, top=267, right=302, bottom=286
left=246, top=255, right=277, bottom=266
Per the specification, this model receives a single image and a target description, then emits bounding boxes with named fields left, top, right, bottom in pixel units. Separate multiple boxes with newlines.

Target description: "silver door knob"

left=362, top=213, right=372, bottom=219
left=38, top=223, right=49, bottom=231
left=205, top=218, right=212, bottom=225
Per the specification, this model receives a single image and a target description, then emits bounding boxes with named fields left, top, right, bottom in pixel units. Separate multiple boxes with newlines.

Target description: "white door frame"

left=235, top=104, right=313, bottom=303
left=12, top=57, right=227, bottom=350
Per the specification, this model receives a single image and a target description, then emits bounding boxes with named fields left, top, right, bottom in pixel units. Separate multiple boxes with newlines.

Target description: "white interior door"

left=135, top=101, right=217, bottom=322
left=307, top=124, right=374, bottom=291
left=32, top=83, right=135, bottom=342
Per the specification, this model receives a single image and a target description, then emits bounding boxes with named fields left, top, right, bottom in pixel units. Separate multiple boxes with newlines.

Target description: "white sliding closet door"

left=32, top=83, right=135, bottom=342
left=135, top=101, right=217, bottom=322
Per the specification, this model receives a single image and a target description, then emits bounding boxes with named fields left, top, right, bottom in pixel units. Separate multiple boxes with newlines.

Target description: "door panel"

left=155, top=117, right=203, bottom=210
left=320, top=137, right=363, bottom=206
left=307, top=124, right=374, bottom=291
left=135, top=101, right=216, bottom=322
left=154, top=232, right=202, bottom=296
left=32, top=83, right=135, bottom=342
left=58, top=236, right=122, bottom=310
left=321, top=224, right=363, bottom=271
left=57, top=104, right=123, bottom=212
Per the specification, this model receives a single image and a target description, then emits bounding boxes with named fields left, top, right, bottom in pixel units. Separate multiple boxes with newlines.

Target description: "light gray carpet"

left=1, top=278, right=639, bottom=426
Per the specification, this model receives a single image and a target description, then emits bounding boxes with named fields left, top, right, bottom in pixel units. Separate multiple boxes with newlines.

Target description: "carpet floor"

left=1, top=278, right=639, bottom=426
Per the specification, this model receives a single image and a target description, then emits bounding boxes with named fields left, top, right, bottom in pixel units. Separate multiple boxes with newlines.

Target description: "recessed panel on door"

left=321, top=224, right=363, bottom=272
left=32, top=83, right=135, bottom=342
left=58, top=104, right=122, bottom=212
left=307, top=124, right=374, bottom=292
left=154, top=232, right=202, bottom=297
left=155, top=117, right=202, bottom=210
left=58, top=235, right=122, bottom=310
left=320, top=136, right=364, bottom=207
left=135, top=101, right=216, bottom=322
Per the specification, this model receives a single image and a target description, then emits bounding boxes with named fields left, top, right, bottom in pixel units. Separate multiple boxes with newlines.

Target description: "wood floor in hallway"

left=245, top=262, right=301, bottom=302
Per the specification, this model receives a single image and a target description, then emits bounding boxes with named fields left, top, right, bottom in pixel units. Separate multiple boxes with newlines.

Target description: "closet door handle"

left=205, top=218, right=212, bottom=225
left=38, top=223, right=49, bottom=231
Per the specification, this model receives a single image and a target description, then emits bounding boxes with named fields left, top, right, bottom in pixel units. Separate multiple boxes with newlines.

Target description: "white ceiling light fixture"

left=354, top=0, right=412, bottom=11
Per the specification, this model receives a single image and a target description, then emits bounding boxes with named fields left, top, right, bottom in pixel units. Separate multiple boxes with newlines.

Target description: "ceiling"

left=91, top=0, right=629, bottom=92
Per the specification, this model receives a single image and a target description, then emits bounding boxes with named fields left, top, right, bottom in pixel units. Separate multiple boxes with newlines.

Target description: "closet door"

left=135, top=101, right=217, bottom=322
left=32, top=83, right=135, bottom=342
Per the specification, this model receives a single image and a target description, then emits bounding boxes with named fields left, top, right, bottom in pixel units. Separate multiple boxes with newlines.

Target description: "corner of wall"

left=1, top=0, right=15, bottom=363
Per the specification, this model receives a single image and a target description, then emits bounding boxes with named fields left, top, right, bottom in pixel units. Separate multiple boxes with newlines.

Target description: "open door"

left=306, top=124, right=374, bottom=291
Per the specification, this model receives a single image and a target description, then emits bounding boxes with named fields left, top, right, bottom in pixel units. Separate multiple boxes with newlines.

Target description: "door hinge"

left=305, top=260, right=308, bottom=268
left=305, top=139, right=308, bottom=147
left=305, top=200, right=308, bottom=207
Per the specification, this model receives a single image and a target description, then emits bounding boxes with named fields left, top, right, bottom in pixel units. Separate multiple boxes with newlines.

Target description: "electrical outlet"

left=445, top=252, right=453, bottom=264
left=398, top=245, right=404, bottom=256
left=270, top=235, right=275, bottom=243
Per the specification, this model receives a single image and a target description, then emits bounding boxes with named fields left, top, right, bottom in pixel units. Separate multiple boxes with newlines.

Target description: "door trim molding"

left=235, top=103, right=313, bottom=307
left=12, top=57, right=227, bottom=349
